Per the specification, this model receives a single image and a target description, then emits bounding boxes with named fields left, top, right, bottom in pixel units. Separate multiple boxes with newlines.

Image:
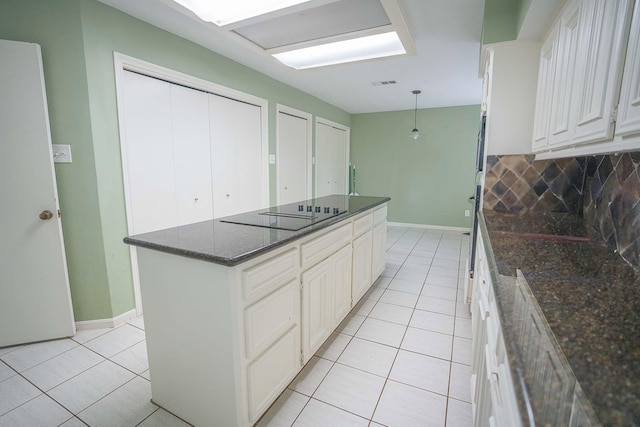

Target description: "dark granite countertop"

left=124, top=195, right=389, bottom=267
left=481, top=211, right=640, bottom=426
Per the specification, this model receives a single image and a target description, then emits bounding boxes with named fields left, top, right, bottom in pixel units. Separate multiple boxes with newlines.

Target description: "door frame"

left=314, top=117, right=350, bottom=197
left=276, top=104, right=312, bottom=205
left=114, top=53, right=269, bottom=315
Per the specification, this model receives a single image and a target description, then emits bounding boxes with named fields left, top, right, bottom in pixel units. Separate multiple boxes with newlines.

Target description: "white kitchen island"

left=124, top=195, right=389, bottom=427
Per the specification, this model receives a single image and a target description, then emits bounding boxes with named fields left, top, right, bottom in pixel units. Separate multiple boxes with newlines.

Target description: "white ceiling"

left=98, top=0, right=486, bottom=114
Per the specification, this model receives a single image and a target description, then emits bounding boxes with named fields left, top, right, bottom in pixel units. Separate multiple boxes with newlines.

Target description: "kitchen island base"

left=130, top=198, right=388, bottom=426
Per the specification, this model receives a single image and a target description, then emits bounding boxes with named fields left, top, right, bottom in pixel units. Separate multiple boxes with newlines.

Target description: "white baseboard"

left=387, top=222, right=471, bottom=233
left=75, top=308, right=138, bottom=330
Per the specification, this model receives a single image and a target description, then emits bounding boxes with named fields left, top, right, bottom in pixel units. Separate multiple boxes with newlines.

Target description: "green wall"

left=350, top=106, right=480, bottom=228
left=481, top=0, right=522, bottom=44
left=481, top=0, right=533, bottom=44
left=0, top=0, right=113, bottom=320
left=0, top=0, right=350, bottom=321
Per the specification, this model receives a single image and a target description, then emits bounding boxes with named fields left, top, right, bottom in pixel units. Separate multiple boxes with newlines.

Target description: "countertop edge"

left=124, top=197, right=390, bottom=267
left=478, top=213, right=536, bottom=427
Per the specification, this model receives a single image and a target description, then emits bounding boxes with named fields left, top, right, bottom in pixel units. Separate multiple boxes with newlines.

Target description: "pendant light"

left=408, top=89, right=423, bottom=140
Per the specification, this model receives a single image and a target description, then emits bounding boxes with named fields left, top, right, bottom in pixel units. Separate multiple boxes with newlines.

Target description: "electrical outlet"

left=52, top=144, right=72, bottom=163
left=268, top=154, right=276, bottom=164
left=465, top=209, right=470, bottom=217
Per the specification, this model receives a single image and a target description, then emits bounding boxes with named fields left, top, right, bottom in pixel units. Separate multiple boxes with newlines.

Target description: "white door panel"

left=0, top=39, right=75, bottom=346
left=122, top=71, right=177, bottom=234
left=171, top=84, right=213, bottom=225
left=277, top=110, right=310, bottom=205
left=315, top=121, right=349, bottom=198
left=210, top=94, right=264, bottom=218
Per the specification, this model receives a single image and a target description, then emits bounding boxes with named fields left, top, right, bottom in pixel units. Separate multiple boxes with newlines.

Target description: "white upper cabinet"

left=616, top=0, right=640, bottom=138
left=533, top=24, right=559, bottom=152
left=532, top=0, right=637, bottom=155
left=572, top=0, right=633, bottom=144
left=483, top=41, right=540, bottom=155
left=548, top=0, right=582, bottom=148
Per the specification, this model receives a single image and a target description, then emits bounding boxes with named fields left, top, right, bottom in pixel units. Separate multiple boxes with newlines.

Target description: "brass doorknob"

left=39, top=210, right=54, bottom=220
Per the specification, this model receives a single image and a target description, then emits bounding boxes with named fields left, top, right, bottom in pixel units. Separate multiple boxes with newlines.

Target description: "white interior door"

left=121, top=70, right=178, bottom=235
left=0, top=39, right=75, bottom=346
left=277, top=106, right=311, bottom=205
left=210, top=94, right=264, bottom=218
left=171, top=84, right=213, bottom=225
left=315, top=120, right=349, bottom=197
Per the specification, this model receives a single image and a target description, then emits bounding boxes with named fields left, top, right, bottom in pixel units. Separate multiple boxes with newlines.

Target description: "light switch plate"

left=52, top=144, right=72, bottom=163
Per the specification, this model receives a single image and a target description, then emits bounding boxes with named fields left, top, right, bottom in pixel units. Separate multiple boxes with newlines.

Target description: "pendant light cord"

left=414, top=93, right=418, bottom=129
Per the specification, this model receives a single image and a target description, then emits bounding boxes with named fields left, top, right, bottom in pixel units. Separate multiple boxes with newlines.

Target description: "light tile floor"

left=0, top=226, right=472, bottom=426
left=258, top=226, right=473, bottom=427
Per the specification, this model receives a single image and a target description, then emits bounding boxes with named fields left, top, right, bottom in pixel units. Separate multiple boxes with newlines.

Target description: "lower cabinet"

left=352, top=230, right=373, bottom=303
left=332, top=245, right=353, bottom=328
left=471, top=233, right=521, bottom=427
left=246, top=326, right=301, bottom=421
left=301, top=254, right=332, bottom=362
left=372, top=221, right=387, bottom=280
left=474, top=231, right=599, bottom=426
left=301, top=243, right=352, bottom=363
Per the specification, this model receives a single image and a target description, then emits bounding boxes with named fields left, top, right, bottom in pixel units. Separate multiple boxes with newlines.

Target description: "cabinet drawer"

left=244, top=279, right=299, bottom=360
left=373, top=205, right=387, bottom=225
left=246, top=326, right=300, bottom=422
left=300, top=223, right=352, bottom=268
left=353, top=213, right=373, bottom=238
left=242, top=248, right=298, bottom=302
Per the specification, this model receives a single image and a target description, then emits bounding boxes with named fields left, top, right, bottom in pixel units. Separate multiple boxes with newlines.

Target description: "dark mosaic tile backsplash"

left=484, top=152, right=640, bottom=270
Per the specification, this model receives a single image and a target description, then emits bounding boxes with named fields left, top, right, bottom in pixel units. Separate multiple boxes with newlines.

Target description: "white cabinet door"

left=548, top=0, right=582, bottom=148
left=352, top=230, right=373, bottom=303
left=572, top=0, right=633, bottom=144
left=332, top=245, right=353, bottom=328
left=532, top=24, right=559, bottom=152
left=301, top=258, right=332, bottom=362
left=372, top=221, right=387, bottom=280
left=246, top=327, right=300, bottom=422
left=171, top=84, right=214, bottom=226
left=277, top=108, right=311, bottom=205
left=616, top=0, right=640, bottom=137
left=210, top=94, right=265, bottom=218
left=122, top=71, right=177, bottom=234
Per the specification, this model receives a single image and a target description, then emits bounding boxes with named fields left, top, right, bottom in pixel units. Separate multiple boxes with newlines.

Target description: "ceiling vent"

left=371, top=80, right=397, bottom=86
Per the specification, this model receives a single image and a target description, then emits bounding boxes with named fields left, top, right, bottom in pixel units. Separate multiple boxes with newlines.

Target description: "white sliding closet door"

left=209, top=94, right=264, bottom=218
left=122, top=71, right=177, bottom=234
left=315, top=121, right=349, bottom=197
left=277, top=107, right=311, bottom=205
left=171, top=84, right=213, bottom=225
left=122, top=71, right=213, bottom=234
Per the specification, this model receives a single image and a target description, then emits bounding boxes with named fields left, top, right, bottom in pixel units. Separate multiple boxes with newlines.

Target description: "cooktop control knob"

left=307, top=205, right=312, bottom=212
left=315, top=206, right=321, bottom=213
left=298, top=204, right=304, bottom=211
left=333, top=208, right=339, bottom=215
left=324, top=207, right=330, bottom=214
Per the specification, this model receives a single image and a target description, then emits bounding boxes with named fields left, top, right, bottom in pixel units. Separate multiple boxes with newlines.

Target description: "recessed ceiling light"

left=172, top=0, right=312, bottom=26
left=272, top=31, right=406, bottom=70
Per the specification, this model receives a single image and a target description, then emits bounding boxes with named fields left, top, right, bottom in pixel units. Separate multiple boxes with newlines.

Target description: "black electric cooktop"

left=220, top=201, right=347, bottom=231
